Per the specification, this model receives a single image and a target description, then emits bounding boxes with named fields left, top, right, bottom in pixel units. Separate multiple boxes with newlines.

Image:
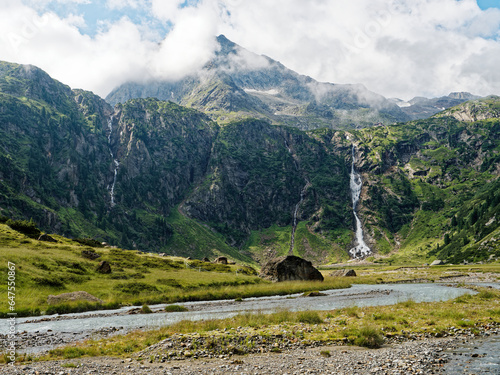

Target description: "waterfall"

left=289, top=182, right=310, bottom=254
left=285, top=139, right=310, bottom=254
left=349, top=145, right=371, bottom=258
left=107, top=116, right=119, bottom=207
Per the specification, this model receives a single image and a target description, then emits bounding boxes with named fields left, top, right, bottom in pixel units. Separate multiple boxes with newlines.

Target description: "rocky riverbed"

left=2, top=324, right=499, bottom=375
left=0, top=335, right=493, bottom=375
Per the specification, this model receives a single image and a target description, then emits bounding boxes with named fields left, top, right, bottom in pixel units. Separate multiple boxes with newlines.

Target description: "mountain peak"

left=216, top=34, right=238, bottom=56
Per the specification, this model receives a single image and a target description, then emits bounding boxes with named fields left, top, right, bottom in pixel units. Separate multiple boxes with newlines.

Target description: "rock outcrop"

left=214, top=256, right=228, bottom=264
left=38, top=233, right=57, bottom=242
left=96, top=261, right=111, bottom=274
left=259, top=255, right=324, bottom=282
left=81, top=249, right=101, bottom=260
left=329, top=269, right=357, bottom=277
left=47, top=291, right=103, bottom=305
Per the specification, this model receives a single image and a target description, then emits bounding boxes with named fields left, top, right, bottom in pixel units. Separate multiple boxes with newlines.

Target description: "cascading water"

left=107, top=116, right=119, bottom=207
left=349, top=145, right=371, bottom=258
left=285, top=139, right=310, bottom=254
left=289, top=182, right=310, bottom=254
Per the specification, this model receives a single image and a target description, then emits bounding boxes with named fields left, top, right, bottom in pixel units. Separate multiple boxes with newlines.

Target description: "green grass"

left=244, top=223, right=350, bottom=265
left=0, top=223, right=353, bottom=316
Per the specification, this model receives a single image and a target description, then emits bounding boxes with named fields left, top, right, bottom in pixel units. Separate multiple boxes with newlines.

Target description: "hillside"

left=0, top=60, right=499, bottom=265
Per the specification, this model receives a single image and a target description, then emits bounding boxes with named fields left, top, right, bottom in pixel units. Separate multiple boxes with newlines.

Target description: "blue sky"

left=477, top=0, right=500, bottom=10
left=1, top=0, right=499, bottom=99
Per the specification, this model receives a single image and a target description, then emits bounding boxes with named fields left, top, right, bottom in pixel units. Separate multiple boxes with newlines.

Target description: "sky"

left=0, top=0, right=499, bottom=100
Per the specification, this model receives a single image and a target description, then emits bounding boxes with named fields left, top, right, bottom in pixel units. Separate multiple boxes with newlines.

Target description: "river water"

left=2, top=283, right=475, bottom=336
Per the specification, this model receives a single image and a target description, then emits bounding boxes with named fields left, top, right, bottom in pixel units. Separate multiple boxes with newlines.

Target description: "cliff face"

left=183, top=119, right=351, bottom=245
left=112, top=98, right=218, bottom=214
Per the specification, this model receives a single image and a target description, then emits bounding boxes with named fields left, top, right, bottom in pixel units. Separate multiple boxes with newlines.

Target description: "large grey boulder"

left=329, top=269, right=357, bottom=277
left=260, top=255, right=324, bottom=282
left=47, top=291, right=103, bottom=305
left=430, top=260, right=445, bottom=266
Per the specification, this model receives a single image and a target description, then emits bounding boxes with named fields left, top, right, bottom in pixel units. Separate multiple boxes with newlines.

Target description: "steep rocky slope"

left=1, top=60, right=499, bottom=265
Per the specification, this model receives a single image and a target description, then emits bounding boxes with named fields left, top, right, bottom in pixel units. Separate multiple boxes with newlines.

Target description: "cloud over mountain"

left=0, top=0, right=499, bottom=99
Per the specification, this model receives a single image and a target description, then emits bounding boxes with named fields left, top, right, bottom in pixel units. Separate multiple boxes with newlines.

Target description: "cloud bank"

left=0, top=0, right=499, bottom=100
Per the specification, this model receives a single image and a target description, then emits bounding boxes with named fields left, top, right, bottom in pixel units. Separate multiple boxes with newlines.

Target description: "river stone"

left=47, top=291, right=103, bottom=305
left=259, top=255, right=324, bottom=282
left=96, top=260, right=111, bottom=273
left=329, top=269, right=357, bottom=277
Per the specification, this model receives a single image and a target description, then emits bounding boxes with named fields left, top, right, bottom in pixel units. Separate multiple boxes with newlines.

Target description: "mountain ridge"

left=0, top=59, right=499, bottom=265
left=106, top=35, right=410, bottom=130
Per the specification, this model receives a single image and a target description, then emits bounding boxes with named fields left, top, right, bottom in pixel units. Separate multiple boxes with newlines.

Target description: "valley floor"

left=1, top=334, right=497, bottom=375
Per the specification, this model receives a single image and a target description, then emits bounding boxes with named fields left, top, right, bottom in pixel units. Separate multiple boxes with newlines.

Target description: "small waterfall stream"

left=285, top=140, right=310, bottom=254
left=349, top=145, right=371, bottom=258
left=289, top=182, right=310, bottom=254
left=107, top=116, right=119, bottom=207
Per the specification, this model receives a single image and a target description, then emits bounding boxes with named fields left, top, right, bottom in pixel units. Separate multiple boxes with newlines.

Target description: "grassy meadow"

left=0, top=222, right=354, bottom=317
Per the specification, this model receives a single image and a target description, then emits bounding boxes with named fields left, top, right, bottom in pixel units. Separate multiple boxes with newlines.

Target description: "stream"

left=0, top=283, right=479, bottom=354
left=107, top=116, right=119, bottom=207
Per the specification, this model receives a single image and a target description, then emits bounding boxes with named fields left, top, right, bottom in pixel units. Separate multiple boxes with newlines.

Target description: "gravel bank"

left=2, top=332, right=498, bottom=375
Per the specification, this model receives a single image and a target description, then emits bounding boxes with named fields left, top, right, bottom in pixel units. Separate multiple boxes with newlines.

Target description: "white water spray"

left=349, top=145, right=371, bottom=258
left=107, top=116, right=119, bottom=207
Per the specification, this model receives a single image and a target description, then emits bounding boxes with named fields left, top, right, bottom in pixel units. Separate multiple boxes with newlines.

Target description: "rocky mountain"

left=1, top=60, right=499, bottom=265
left=390, top=92, right=482, bottom=120
left=106, top=35, right=409, bottom=130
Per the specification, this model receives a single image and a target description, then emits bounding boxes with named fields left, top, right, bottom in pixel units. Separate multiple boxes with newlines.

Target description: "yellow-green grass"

left=15, top=286, right=498, bottom=362
left=319, top=263, right=500, bottom=285
left=0, top=224, right=351, bottom=316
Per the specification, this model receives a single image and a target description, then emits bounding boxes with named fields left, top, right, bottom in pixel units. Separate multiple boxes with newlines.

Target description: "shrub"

left=297, top=311, right=323, bottom=324
left=353, top=326, right=384, bottom=348
left=45, top=301, right=120, bottom=315
left=32, top=276, right=65, bottom=288
left=73, top=238, right=104, bottom=247
left=320, top=350, right=331, bottom=357
left=165, top=304, right=188, bottom=312
left=0, top=215, right=9, bottom=223
left=156, top=278, right=182, bottom=288
left=141, top=304, right=152, bottom=314
left=6, top=219, right=41, bottom=238
left=113, top=282, right=158, bottom=294
left=478, top=290, right=496, bottom=299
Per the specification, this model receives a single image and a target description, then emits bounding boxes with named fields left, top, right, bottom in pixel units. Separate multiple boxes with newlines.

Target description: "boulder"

left=81, top=249, right=101, bottom=260
left=259, top=255, right=324, bottom=282
left=329, top=269, right=357, bottom=277
left=38, top=233, right=57, bottom=242
left=430, top=260, right=445, bottom=266
left=96, top=260, right=111, bottom=274
left=214, top=256, right=228, bottom=264
left=47, top=291, right=103, bottom=305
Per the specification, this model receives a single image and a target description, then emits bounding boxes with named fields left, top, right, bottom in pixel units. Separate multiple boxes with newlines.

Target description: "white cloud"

left=106, top=0, right=141, bottom=9
left=218, top=0, right=500, bottom=99
left=0, top=0, right=499, bottom=99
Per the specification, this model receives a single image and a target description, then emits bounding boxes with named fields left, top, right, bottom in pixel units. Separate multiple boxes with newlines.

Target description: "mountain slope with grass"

left=0, top=60, right=499, bottom=265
